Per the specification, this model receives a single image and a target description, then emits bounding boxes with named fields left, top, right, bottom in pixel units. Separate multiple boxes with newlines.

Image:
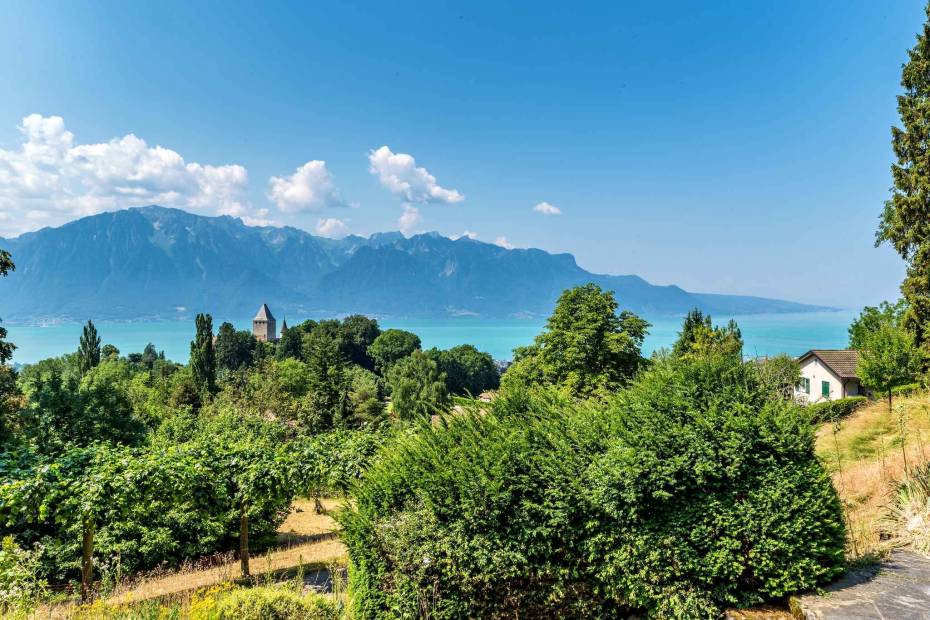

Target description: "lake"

left=4, top=310, right=858, bottom=365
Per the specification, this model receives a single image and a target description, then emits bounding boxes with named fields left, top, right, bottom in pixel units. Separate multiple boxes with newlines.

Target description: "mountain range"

left=0, top=206, right=831, bottom=323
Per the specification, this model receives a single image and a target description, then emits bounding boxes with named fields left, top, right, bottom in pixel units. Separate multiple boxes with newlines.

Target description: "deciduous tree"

left=368, top=329, right=421, bottom=374
left=858, top=322, right=923, bottom=411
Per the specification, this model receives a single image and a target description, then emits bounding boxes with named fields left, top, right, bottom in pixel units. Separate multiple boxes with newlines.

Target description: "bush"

left=807, top=396, right=868, bottom=424
left=208, top=585, right=341, bottom=620
left=882, top=463, right=930, bottom=554
left=874, top=382, right=922, bottom=398
left=340, top=354, right=846, bottom=619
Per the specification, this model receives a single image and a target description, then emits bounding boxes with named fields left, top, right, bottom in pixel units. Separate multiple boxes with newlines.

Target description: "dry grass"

left=815, top=392, right=930, bottom=559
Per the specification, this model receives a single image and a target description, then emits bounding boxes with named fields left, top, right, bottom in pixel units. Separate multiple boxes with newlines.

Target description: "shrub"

left=340, top=354, right=846, bottom=619
left=0, top=535, right=46, bottom=614
left=208, top=585, right=341, bottom=620
left=882, top=463, right=930, bottom=554
left=807, top=396, right=868, bottom=424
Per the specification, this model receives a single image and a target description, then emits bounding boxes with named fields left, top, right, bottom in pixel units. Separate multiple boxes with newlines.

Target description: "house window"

left=821, top=381, right=830, bottom=398
left=798, top=377, right=810, bottom=394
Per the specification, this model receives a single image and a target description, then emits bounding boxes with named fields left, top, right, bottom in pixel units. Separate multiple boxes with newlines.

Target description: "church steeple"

left=281, top=317, right=288, bottom=333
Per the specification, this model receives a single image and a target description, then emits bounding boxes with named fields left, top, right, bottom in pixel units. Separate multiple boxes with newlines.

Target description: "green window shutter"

left=821, top=381, right=830, bottom=397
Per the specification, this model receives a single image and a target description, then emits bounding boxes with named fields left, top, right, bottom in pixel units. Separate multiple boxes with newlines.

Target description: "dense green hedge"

left=339, top=355, right=846, bottom=619
left=807, top=396, right=868, bottom=424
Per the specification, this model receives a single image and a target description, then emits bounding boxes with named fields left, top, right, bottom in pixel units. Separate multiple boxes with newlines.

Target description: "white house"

left=795, top=349, right=861, bottom=403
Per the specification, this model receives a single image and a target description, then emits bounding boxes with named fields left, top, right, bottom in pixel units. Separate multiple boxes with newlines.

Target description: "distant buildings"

left=252, top=303, right=283, bottom=343
left=795, top=349, right=861, bottom=403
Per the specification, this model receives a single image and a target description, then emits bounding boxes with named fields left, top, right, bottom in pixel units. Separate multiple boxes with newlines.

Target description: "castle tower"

left=252, top=303, right=277, bottom=342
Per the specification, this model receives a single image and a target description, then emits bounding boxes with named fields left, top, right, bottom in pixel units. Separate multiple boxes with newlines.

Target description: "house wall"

left=795, top=357, right=855, bottom=403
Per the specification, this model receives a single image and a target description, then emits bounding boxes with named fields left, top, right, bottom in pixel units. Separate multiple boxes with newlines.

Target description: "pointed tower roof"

left=254, top=303, right=275, bottom=322
left=281, top=317, right=288, bottom=332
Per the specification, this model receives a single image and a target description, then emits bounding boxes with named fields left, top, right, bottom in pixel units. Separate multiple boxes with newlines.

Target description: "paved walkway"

left=794, top=552, right=930, bottom=619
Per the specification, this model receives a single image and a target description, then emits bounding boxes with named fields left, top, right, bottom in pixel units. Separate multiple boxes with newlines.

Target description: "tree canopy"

left=368, top=329, right=421, bottom=374
left=503, top=283, right=648, bottom=399
left=877, top=4, right=930, bottom=356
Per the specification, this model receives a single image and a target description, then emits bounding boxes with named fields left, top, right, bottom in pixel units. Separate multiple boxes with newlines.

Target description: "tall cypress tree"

left=0, top=249, right=14, bottom=364
left=190, top=313, right=216, bottom=394
left=78, top=320, right=101, bottom=374
left=878, top=3, right=930, bottom=354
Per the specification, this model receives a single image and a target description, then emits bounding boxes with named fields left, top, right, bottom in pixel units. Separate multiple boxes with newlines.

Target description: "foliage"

left=293, top=428, right=386, bottom=509
left=0, top=535, right=47, bottom=613
left=806, top=396, right=869, bottom=425
left=207, top=585, right=342, bottom=620
left=346, top=366, right=385, bottom=427
left=876, top=4, right=930, bottom=357
left=385, top=350, right=449, bottom=421
left=0, top=248, right=14, bottom=365
left=341, top=315, right=381, bottom=370
left=101, top=344, right=120, bottom=361
left=190, top=314, right=217, bottom=396
left=882, top=463, right=930, bottom=554
left=857, top=321, right=923, bottom=410
left=673, top=309, right=743, bottom=359
left=368, top=329, right=421, bottom=374
left=0, top=365, right=25, bottom=444
left=78, top=320, right=101, bottom=375
left=214, top=322, right=256, bottom=372
left=303, top=320, right=350, bottom=430
left=848, top=299, right=907, bottom=350
left=756, top=353, right=801, bottom=400
left=276, top=320, right=316, bottom=361
left=17, top=358, right=145, bottom=452
left=502, top=283, right=648, bottom=400
left=341, top=354, right=845, bottom=619
left=425, top=344, right=499, bottom=396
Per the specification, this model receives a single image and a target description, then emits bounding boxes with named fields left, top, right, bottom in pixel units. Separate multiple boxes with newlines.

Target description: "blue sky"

left=0, top=1, right=924, bottom=308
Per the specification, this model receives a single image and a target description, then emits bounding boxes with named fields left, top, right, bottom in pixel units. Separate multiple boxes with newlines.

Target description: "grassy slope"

left=815, top=392, right=930, bottom=559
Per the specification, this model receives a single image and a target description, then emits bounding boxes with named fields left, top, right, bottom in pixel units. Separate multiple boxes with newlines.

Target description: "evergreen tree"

left=190, top=313, right=216, bottom=395
left=386, top=349, right=450, bottom=421
left=503, top=284, right=648, bottom=399
left=0, top=248, right=15, bottom=364
left=672, top=308, right=712, bottom=357
left=303, top=320, right=349, bottom=429
left=78, top=320, right=101, bottom=374
left=877, top=5, right=930, bottom=356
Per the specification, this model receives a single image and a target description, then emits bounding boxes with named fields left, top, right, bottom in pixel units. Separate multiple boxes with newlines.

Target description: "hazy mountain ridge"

left=0, top=206, right=832, bottom=322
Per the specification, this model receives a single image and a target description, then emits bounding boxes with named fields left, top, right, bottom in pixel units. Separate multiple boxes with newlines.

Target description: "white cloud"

left=455, top=230, right=478, bottom=240
left=315, top=217, right=350, bottom=239
left=368, top=146, right=464, bottom=204
left=0, top=114, right=252, bottom=236
left=493, top=236, right=514, bottom=250
left=267, top=160, right=346, bottom=213
left=533, top=201, right=561, bottom=215
left=398, top=205, right=423, bottom=236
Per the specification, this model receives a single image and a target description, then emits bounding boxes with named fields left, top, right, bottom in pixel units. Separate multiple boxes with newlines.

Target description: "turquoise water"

left=5, top=310, right=857, bottom=365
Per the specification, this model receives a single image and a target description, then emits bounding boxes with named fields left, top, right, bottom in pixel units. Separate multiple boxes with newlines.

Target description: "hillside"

left=0, top=206, right=831, bottom=322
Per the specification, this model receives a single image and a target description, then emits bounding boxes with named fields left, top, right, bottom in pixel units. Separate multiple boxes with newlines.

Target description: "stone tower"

left=252, top=303, right=277, bottom=342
